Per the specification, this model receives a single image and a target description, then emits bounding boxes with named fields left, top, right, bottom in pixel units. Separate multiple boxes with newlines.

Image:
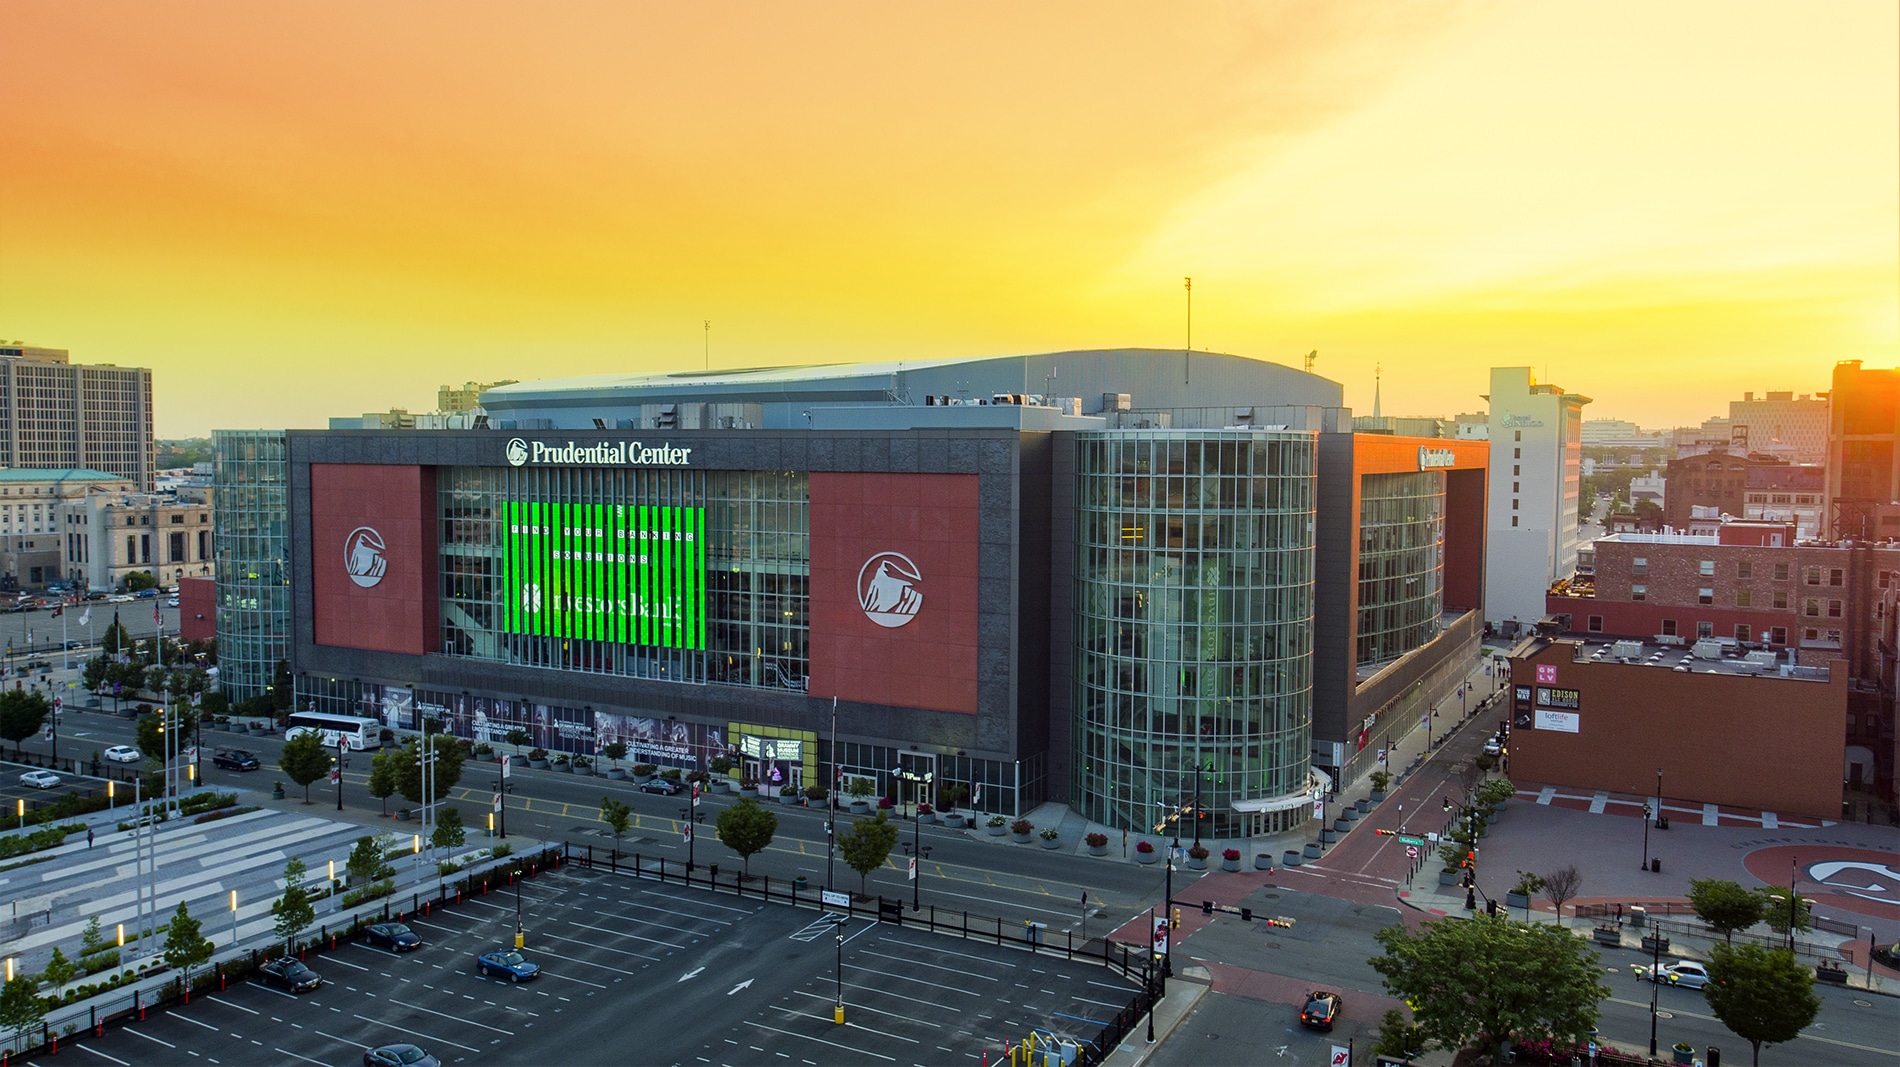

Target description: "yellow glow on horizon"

left=0, top=1, right=1891, bottom=435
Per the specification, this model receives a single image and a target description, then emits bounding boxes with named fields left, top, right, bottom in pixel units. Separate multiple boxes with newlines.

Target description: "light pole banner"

left=1152, top=915, right=1169, bottom=956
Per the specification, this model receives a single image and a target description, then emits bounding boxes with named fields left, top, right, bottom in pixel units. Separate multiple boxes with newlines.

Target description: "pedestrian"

left=87, top=827, right=94, bottom=849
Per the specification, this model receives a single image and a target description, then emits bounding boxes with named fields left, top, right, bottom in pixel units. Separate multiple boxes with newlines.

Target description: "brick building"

left=1825, top=360, right=1899, bottom=541
left=1660, top=449, right=1787, bottom=532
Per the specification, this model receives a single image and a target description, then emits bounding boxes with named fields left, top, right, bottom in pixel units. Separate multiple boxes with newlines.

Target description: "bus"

left=284, top=712, right=383, bottom=751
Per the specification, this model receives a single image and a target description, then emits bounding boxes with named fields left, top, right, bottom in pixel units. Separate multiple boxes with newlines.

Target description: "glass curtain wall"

left=439, top=466, right=810, bottom=692
left=1355, top=471, right=1446, bottom=667
left=1073, top=430, right=1317, bottom=838
left=212, top=430, right=290, bottom=701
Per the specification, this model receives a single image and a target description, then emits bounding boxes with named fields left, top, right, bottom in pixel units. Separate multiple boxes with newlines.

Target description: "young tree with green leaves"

left=1704, top=942, right=1821, bottom=1066
left=39, top=948, right=76, bottom=991
left=268, top=659, right=294, bottom=711
left=163, top=900, right=214, bottom=991
left=1370, top=1008, right=1425, bottom=1064
left=602, top=741, right=628, bottom=772
left=838, top=811, right=899, bottom=896
left=367, top=751, right=399, bottom=815
left=1754, top=885, right=1814, bottom=941
left=1369, top=913, right=1608, bottom=1060
left=1688, top=879, right=1766, bottom=944
left=505, top=727, right=531, bottom=755
left=715, top=797, right=778, bottom=879
left=271, top=857, right=315, bottom=955
left=102, top=614, right=132, bottom=656
left=347, top=834, right=392, bottom=885
left=599, top=796, right=632, bottom=860
left=0, top=688, right=50, bottom=758
left=279, top=731, right=331, bottom=803
left=0, top=974, right=45, bottom=1052
left=80, top=915, right=105, bottom=957
left=431, top=806, right=466, bottom=851
left=395, top=734, right=467, bottom=805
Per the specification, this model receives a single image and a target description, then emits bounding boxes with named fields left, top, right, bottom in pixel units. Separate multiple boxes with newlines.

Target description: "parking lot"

left=60, top=863, right=1144, bottom=1066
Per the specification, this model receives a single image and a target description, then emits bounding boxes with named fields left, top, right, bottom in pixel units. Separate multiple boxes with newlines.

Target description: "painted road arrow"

left=677, top=966, right=705, bottom=983
left=727, top=979, right=754, bottom=996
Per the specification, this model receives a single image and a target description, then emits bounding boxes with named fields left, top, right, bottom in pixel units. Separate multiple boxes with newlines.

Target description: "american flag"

left=153, top=604, right=163, bottom=626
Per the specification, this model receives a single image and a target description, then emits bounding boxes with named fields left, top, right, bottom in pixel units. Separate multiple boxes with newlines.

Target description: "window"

left=1803, top=627, right=1819, bottom=642
left=1770, top=626, right=1787, bottom=644
left=1513, top=448, right=1521, bottom=458
left=1773, top=590, right=1788, bottom=609
left=1514, top=431, right=1522, bottom=442
left=1588, top=615, right=1603, bottom=632
left=1737, top=560, right=1752, bottom=580
left=1804, top=566, right=1821, bottom=585
left=1512, top=498, right=1519, bottom=510
left=1697, top=622, right=1713, bottom=638
left=1512, top=465, right=1520, bottom=476
left=1660, top=619, right=1677, bottom=636
left=1510, top=516, right=1518, bottom=527
left=1827, top=600, right=1842, bottom=618
left=1881, top=571, right=1892, bottom=590
left=1734, top=625, right=1750, bottom=642
left=170, top=514, right=184, bottom=524
left=1775, top=562, right=1789, bottom=581
left=1736, top=589, right=1752, bottom=608
left=1699, top=560, right=1714, bottom=576
left=1829, top=568, right=1844, bottom=587
left=1512, top=482, right=1520, bottom=493
left=1632, top=557, right=1647, bottom=576
left=1631, top=583, right=1646, bottom=601
left=1803, top=598, right=1820, bottom=616
left=1698, top=588, right=1713, bottom=605
left=1826, top=628, right=1842, bottom=642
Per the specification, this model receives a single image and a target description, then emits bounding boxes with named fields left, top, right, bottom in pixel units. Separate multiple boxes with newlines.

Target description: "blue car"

left=476, top=948, right=540, bottom=982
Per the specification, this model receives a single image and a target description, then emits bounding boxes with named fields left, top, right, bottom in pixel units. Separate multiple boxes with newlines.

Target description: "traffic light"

left=1375, top=828, right=1397, bottom=836
left=1443, top=796, right=1452, bottom=812
left=1486, top=899, right=1499, bottom=916
left=1201, top=900, right=1214, bottom=916
left=1170, top=907, right=1180, bottom=929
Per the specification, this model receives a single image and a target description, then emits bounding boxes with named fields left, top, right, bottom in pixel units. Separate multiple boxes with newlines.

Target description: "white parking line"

left=788, top=988, right=944, bottom=1028
left=323, top=955, right=371, bottom=971
left=566, top=918, right=692, bottom=950
left=857, top=948, right=999, bottom=982
left=272, top=1047, right=332, bottom=1065
left=386, top=997, right=516, bottom=1035
left=205, top=994, right=261, bottom=1015
left=848, top=962, right=983, bottom=995
left=745, top=1016, right=911, bottom=1055
left=122, top=1028, right=177, bottom=1048
left=174, top=1013, right=222, bottom=1031
left=350, top=1014, right=482, bottom=1054
left=539, top=929, right=663, bottom=961
left=74, top=1044, right=131, bottom=1064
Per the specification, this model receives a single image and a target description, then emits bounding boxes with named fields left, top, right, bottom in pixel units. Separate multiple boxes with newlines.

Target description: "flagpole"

left=826, top=696, right=838, bottom=894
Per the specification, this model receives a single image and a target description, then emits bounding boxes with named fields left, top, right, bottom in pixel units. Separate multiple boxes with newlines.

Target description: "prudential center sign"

left=506, top=438, right=693, bottom=467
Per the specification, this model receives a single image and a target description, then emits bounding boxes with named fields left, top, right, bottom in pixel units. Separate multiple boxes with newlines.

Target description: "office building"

left=1730, top=390, right=1829, bottom=465
left=58, top=491, right=213, bottom=592
left=0, top=344, right=156, bottom=491
left=1824, top=360, right=1899, bottom=541
left=270, top=350, right=1489, bottom=836
left=1483, top=368, right=1588, bottom=634
left=0, top=468, right=136, bottom=588
left=1660, top=450, right=1787, bottom=532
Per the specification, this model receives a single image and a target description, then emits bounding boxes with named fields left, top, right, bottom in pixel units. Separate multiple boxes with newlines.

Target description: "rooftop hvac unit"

left=655, top=403, right=678, bottom=429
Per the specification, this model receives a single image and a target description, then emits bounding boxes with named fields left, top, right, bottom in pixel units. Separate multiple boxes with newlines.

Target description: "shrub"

left=527, top=748, right=548, bottom=762
left=1038, top=827, right=1060, bottom=841
left=916, top=803, right=933, bottom=815
left=660, top=767, right=683, bottom=782
left=1369, top=770, right=1393, bottom=793
left=877, top=796, right=894, bottom=809
left=1135, top=840, right=1155, bottom=854
left=491, top=841, right=513, bottom=858
left=987, top=815, right=1007, bottom=828
left=803, top=784, right=828, bottom=802
left=708, top=756, right=733, bottom=775
left=1222, top=848, right=1242, bottom=861
left=1187, top=844, right=1210, bottom=860
left=1086, top=832, right=1108, bottom=848
left=339, top=879, right=395, bottom=909
left=739, top=776, right=759, bottom=789
left=1510, top=870, right=1548, bottom=897
left=631, top=763, right=658, bottom=777
left=779, top=783, right=798, bottom=796
left=1010, top=819, right=1033, bottom=835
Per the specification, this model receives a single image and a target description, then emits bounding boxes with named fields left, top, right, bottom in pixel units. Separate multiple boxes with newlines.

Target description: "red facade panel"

left=310, top=464, right=436, bottom=655
left=177, top=576, right=215, bottom=643
left=808, top=473, right=980, bottom=714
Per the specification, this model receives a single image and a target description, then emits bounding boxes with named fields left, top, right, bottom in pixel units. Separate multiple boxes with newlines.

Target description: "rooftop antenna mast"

left=1183, top=277, right=1193, bottom=386
left=1303, top=349, right=1318, bottom=374
left=703, top=321, right=711, bottom=372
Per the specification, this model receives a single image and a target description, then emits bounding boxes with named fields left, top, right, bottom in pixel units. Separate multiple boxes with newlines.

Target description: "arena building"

left=286, top=349, right=1488, bottom=835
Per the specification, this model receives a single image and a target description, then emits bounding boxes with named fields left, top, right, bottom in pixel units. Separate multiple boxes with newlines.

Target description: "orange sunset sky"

left=1, top=1, right=1894, bottom=439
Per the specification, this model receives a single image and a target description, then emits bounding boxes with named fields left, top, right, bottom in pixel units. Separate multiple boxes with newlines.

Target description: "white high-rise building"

left=1483, top=367, right=1589, bottom=632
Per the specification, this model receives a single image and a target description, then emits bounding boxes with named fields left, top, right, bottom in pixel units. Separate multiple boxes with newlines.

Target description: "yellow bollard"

left=514, top=928, right=525, bottom=949
left=834, top=1004, right=845, bottom=1024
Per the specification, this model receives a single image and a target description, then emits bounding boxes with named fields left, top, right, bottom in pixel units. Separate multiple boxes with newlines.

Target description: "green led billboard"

left=502, top=501, right=705, bottom=648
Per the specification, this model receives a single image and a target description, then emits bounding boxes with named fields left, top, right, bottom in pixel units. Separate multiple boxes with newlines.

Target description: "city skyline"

left=2, top=1, right=1893, bottom=439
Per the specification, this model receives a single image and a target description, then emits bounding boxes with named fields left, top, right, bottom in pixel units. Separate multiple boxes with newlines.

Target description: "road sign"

left=821, top=890, right=850, bottom=908
left=1398, top=835, right=1426, bottom=846
left=1405, top=845, right=1419, bottom=859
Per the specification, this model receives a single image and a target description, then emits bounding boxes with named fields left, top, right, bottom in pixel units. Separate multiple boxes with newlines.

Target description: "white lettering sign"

left=1417, top=447, right=1458, bottom=469
left=1535, top=709, right=1580, bottom=733
left=505, top=438, right=694, bottom=468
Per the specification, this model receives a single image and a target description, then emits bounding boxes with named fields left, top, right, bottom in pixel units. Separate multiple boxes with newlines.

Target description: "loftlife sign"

left=505, top=438, right=693, bottom=467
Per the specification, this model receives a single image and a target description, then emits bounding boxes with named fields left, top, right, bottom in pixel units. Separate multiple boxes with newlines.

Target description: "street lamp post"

left=1647, top=918, right=1663, bottom=1057
left=1640, top=802, right=1652, bottom=872
left=1654, top=767, right=1667, bottom=829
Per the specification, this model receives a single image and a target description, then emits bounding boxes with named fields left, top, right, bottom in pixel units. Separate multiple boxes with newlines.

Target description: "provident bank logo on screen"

left=505, top=438, right=692, bottom=467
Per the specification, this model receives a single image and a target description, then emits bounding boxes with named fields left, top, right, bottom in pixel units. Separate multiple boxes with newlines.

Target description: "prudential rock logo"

left=857, top=552, right=923, bottom=628
left=505, top=438, right=530, bottom=466
left=344, top=527, right=388, bottom=588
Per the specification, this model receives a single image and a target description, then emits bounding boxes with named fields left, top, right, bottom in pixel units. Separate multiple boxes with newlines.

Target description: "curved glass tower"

left=212, top=430, right=290, bottom=702
left=1072, top=430, right=1317, bottom=838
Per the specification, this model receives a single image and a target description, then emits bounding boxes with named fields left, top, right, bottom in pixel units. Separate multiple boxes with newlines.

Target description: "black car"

left=212, top=749, right=261, bottom=771
left=364, top=1044, right=440, bottom=1067
left=363, top=922, right=422, bottom=953
left=1299, top=990, right=1342, bottom=1032
left=1874, top=942, right=1899, bottom=970
left=640, top=777, right=683, bottom=795
left=257, top=957, right=322, bottom=993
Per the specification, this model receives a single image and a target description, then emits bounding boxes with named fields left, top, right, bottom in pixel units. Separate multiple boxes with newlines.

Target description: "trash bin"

left=1628, top=905, right=1647, bottom=928
left=1024, top=920, right=1047, bottom=946
left=1650, top=857, right=1661, bottom=873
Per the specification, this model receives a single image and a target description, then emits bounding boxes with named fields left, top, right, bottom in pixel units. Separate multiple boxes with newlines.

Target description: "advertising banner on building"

left=500, top=501, right=706, bottom=648
left=1535, top=709, right=1580, bottom=733
left=310, top=464, right=437, bottom=654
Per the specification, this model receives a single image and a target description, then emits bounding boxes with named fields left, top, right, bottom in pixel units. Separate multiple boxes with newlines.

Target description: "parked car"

left=1873, top=942, right=1899, bottom=970
left=135, top=589, right=158, bottom=598
left=1482, top=736, right=1504, bottom=756
left=167, top=596, right=180, bottom=607
left=212, top=749, right=261, bottom=771
left=1637, top=961, right=1710, bottom=990
left=1299, top=990, right=1342, bottom=1031
left=364, top=1044, right=440, bottom=1067
left=107, top=594, right=135, bottom=603
left=639, top=777, right=683, bottom=796
left=257, top=957, right=322, bottom=993
left=19, top=770, right=60, bottom=789
left=104, top=745, right=143, bottom=764
left=363, top=922, right=422, bottom=953
left=475, top=948, right=540, bottom=982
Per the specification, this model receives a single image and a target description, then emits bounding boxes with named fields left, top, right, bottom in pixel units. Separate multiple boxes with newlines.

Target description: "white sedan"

left=1636, top=961, right=1710, bottom=990
left=104, top=745, right=143, bottom=763
left=20, top=770, right=61, bottom=789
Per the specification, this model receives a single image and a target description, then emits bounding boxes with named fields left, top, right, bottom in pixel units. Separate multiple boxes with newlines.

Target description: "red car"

left=1300, top=990, right=1343, bottom=1031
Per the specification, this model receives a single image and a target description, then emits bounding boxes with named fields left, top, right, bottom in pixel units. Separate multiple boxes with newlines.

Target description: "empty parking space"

left=57, top=863, right=1143, bottom=1065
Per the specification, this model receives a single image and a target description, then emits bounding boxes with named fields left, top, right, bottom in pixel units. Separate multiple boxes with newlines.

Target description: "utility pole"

left=1183, top=277, right=1192, bottom=385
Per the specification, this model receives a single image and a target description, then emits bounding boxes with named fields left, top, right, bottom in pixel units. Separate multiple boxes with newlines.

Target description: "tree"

left=162, top=900, right=214, bottom=990
left=367, top=751, right=399, bottom=815
left=102, top=614, right=131, bottom=656
left=271, top=857, right=315, bottom=954
left=268, top=659, right=294, bottom=712
left=0, top=975, right=45, bottom=1052
left=394, top=734, right=467, bottom=805
left=602, top=741, right=627, bottom=772
left=1689, top=879, right=1767, bottom=944
left=80, top=916, right=105, bottom=957
left=599, top=796, right=632, bottom=861
left=505, top=727, right=531, bottom=755
left=1704, top=942, right=1820, bottom=1066
left=1370, top=1007, right=1425, bottom=1063
left=1369, top=913, right=1609, bottom=1060
left=279, top=731, right=331, bottom=803
left=347, top=834, right=392, bottom=885
left=715, top=797, right=778, bottom=879
left=1754, top=885, right=1814, bottom=941
left=837, top=811, right=899, bottom=896
left=82, top=655, right=110, bottom=692
left=0, top=688, right=49, bottom=758
left=124, top=570, right=158, bottom=592
left=1542, top=865, right=1583, bottom=926
left=136, top=711, right=169, bottom=763
left=431, top=806, right=466, bottom=851
left=39, top=947, right=76, bottom=991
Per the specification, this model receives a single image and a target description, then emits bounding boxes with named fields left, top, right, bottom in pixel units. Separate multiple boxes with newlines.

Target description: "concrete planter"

left=917, top=812, right=936, bottom=824
left=1439, top=869, right=1460, bottom=886
left=1816, top=965, right=1848, bottom=984
left=1088, top=843, right=1108, bottom=857
left=1369, top=790, right=1386, bottom=804
left=1301, top=842, right=1322, bottom=860
left=942, top=814, right=966, bottom=829
left=1136, top=849, right=1157, bottom=865
left=1012, top=832, right=1032, bottom=845
left=1039, top=837, right=1061, bottom=849
left=1220, top=857, right=1241, bottom=872
left=530, top=759, right=549, bottom=770
left=606, top=768, right=626, bottom=780
left=852, top=801, right=872, bottom=815
left=1354, top=799, right=1370, bottom=814
left=1506, top=891, right=1531, bottom=910
left=1186, top=855, right=1207, bottom=870
left=1592, top=928, right=1623, bottom=947
left=1254, top=854, right=1273, bottom=871
left=1282, top=850, right=1303, bottom=868
left=986, top=822, right=1007, bottom=836
left=777, top=793, right=799, bottom=804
